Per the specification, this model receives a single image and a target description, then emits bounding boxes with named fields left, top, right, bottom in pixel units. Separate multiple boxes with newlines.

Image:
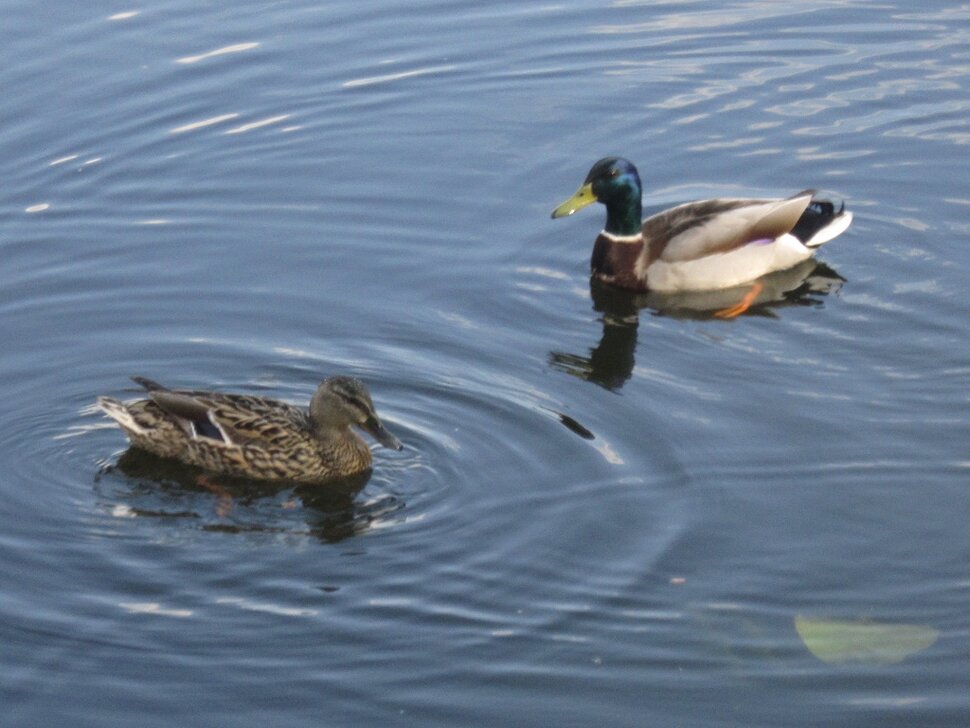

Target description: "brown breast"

left=590, top=233, right=649, bottom=292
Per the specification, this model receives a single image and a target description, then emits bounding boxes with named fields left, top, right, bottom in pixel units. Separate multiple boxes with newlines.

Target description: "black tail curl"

left=791, top=196, right=845, bottom=244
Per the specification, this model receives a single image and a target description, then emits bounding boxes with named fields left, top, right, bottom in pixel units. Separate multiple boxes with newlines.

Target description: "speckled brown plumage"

left=98, top=376, right=402, bottom=484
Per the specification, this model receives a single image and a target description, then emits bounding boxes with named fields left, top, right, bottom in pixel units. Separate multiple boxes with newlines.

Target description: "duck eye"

left=608, top=168, right=620, bottom=178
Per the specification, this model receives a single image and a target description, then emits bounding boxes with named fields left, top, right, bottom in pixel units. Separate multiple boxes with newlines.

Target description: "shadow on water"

left=98, top=447, right=400, bottom=543
left=550, top=259, right=844, bottom=390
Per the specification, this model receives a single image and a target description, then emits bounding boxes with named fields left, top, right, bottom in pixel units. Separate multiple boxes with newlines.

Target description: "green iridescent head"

left=551, top=157, right=643, bottom=236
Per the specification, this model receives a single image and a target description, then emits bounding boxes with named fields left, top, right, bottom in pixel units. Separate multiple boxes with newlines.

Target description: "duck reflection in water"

left=549, top=258, right=844, bottom=391
left=102, top=448, right=401, bottom=543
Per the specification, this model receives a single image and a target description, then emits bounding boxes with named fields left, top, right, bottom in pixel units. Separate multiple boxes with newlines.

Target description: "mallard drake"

left=98, top=376, right=402, bottom=484
left=551, top=157, right=852, bottom=307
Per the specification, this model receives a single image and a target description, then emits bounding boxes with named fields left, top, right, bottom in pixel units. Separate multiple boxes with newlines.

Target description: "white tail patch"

left=97, top=397, right=147, bottom=435
left=806, top=211, right=853, bottom=248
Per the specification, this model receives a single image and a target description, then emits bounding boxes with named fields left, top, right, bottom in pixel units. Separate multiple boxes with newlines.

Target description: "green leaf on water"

left=794, top=615, right=938, bottom=665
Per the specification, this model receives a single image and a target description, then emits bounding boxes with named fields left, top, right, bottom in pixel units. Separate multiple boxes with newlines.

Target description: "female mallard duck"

left=98, top=376, right=402, bottom=483
left=552, top=157, right=852, bottom=314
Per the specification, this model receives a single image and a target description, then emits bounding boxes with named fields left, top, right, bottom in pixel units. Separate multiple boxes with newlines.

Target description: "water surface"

left=2, top=1, right=969, bottom=726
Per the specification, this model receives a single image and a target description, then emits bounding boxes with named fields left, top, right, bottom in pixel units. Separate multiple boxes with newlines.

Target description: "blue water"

left=2, top=1, right=969, bottom=725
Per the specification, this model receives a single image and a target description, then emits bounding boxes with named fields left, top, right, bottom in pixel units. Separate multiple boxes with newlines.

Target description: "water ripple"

left=175, top=42, right=260, bottom=66
left=2, top=0, right=969, bottom=723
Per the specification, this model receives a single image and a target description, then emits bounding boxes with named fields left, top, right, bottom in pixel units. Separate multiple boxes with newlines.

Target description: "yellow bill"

left=551, top=182, right=597, bottom=218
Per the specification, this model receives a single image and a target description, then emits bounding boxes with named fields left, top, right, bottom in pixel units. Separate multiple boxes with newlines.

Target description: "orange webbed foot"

left=196, top=475, right=234, bottom=517
left=713, top=281, right=764, bottom=319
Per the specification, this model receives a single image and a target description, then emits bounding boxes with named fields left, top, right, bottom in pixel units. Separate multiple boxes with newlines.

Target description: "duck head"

left=310, top=376, right=403, bottom=450
left=551, top=157, right=643, bottom=236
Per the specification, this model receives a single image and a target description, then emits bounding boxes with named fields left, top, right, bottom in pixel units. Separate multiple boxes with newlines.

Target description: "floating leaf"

left=794, top=615, right=938, bottom=665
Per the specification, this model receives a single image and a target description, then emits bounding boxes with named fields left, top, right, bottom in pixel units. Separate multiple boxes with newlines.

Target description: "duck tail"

left=97, top=396, right=147, bottom=436
left=790, top=193, right=853, bottom=248
left=131, top=376, right=168, bottom=392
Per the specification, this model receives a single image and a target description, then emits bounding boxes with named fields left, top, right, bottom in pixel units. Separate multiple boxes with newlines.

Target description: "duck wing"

left=132, top=378, right=310, bottom=450
left=643, top=192, right=813, bottom=264
left=196, top=394, right=311, bottom=450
